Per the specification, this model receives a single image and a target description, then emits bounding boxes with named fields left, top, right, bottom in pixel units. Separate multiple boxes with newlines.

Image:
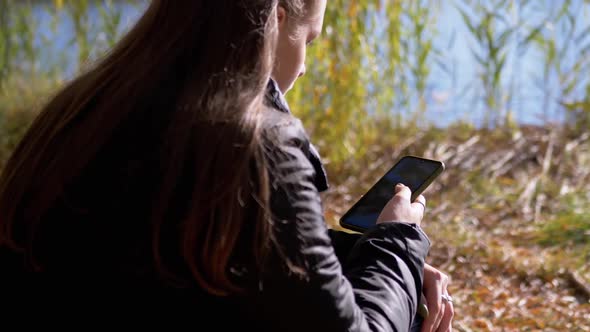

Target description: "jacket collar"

left=265, top=78, right=291, bottom=114
left=264, top=78, right=330, bottom=192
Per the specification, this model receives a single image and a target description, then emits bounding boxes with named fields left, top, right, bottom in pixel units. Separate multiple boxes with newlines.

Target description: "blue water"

left=432, top=0, right=590, bottom=126
left=25, top=1, right=590, bottom=126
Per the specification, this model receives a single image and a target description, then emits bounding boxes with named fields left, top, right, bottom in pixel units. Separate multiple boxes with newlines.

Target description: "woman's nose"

left=298, top=65, right=306, bottom=78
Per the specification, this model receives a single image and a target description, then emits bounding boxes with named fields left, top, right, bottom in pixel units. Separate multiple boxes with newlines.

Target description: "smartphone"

left=339, top=155, right=445, bottom=232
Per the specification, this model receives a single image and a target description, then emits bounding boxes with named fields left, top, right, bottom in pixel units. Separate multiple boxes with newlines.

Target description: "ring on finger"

left=441, top=294, right=453, bottom=303
left=415, top=201, right=426, bottom=210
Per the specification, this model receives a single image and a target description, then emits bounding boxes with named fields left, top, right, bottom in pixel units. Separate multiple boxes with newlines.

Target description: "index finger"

left=414, top=194, right=426, bottom=206
left=394, top=184, right=412, bottom=201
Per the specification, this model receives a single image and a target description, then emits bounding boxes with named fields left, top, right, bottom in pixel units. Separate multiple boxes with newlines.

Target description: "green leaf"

left=496, top=28, right=513, bottom=49
left=518, top=25, right=543, bottom=50
left=457, top=7, right=478, bottom=40
left=493, top=53, right=507, bottom=88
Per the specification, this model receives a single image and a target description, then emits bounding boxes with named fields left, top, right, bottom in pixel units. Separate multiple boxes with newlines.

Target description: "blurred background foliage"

left=0, top=0, right=589, bottom=330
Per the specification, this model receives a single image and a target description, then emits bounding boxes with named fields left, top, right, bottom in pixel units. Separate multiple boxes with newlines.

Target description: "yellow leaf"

left=54, top=0, right=63, bottom=10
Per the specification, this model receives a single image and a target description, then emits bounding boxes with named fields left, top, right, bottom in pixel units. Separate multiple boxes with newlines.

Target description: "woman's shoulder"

left=260, top=106, right=309, bottom=147
left=259, top=106, right=329, bottom=192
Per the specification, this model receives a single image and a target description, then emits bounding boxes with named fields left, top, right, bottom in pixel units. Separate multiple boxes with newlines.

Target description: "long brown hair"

left=0, top=0, right=307, bottom=295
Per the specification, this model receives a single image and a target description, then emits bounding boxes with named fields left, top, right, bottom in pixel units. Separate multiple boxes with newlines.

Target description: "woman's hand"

left=377, top=183, right=426, bottom=226
left=421, top=263, right=454, bottom=332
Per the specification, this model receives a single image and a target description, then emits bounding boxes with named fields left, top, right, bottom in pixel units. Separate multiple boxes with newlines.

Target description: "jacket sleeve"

left=258, top=117, right=430, bottom=332
left=328, top=229, right=362, bottom=264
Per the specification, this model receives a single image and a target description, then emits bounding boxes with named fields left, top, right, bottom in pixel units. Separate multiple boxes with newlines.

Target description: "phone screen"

left=340, top=156, right=444, bottom=231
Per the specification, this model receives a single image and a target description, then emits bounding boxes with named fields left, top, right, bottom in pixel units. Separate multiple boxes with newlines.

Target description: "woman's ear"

left=277, top=6, right=287, bottom=28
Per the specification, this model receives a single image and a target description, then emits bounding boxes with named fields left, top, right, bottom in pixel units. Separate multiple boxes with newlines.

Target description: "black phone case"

left=339, top=155, right=444, bottom=232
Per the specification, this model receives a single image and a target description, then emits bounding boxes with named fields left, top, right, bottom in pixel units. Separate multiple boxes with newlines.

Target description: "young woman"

left=0, top=1, right=453, bottom=331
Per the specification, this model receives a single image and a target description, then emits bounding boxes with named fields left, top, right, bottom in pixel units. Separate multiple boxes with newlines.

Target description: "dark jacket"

left=0, top=80, right=430, bottom=331
left=260, top=79, right=430, bottom=331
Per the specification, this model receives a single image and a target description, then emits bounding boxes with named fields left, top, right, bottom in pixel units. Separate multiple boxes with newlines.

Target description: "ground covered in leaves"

left=323, top=124, right=590, bottom=331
